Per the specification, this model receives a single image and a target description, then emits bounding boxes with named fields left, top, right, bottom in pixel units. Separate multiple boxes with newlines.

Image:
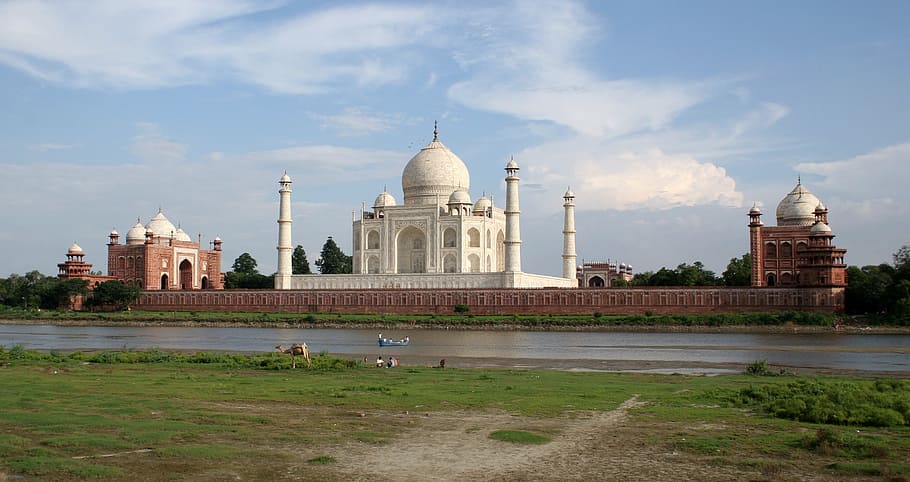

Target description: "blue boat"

left=378, top=334, right=410, bottom=347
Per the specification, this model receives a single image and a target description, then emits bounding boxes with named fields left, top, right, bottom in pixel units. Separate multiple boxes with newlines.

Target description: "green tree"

left=315, top=237, right=352, bottom=274
left=631, top=271, right=653, bottom=286
left=292, top=245, right=312, bottom=274
left=232, top=253, right=259, bottom=275
left=845, top=264, right=894, bottom=315
left=894, top=244, right=910, bottom=269
left=37, top=277, right=89, bottom=309
left=86, top=280, right=140, bottom=311
left=722, top=253, right=752, bottom=286
left=643, top=262, right=719, bottom=286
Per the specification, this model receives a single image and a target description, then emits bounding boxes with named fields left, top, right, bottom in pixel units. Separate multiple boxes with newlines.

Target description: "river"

left=2, top=324, right=908, bottom=375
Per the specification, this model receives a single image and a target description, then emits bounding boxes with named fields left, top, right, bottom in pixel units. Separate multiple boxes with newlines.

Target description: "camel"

left=275, top=343, right=311, bottom=368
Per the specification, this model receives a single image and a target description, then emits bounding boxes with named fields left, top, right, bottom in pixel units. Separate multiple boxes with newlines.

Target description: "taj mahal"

left=274, top=125, right=579, bottom=290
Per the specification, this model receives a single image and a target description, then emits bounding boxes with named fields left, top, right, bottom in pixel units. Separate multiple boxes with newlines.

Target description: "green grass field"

left=1, top=348, right=908, bottom=480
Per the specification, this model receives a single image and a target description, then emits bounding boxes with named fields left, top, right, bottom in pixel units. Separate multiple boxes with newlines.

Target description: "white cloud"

left=519, top=138, right=743, bottom=214
left=0, top=1, right=435, bottom=93
left=131, top=123, right=186, bottom=163
left=28, top=143, right=78, bottom=151
left=796, top=143, right=910, bottom=198
left=731, top=102, right=789, bottom=138
left=232, top=144, right=405, bottom=183
left=311, top=108, right=402, bottom=137
left=445, top=1, right=708, bottom=137
left=794, top=143, right=910, bottom=266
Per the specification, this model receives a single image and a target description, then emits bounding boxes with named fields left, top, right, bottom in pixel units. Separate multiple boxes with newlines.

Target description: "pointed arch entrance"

left=160, top=274, right=168, bottom=290
left=396, top=226, right=426, bottom=273
left=179, top=259, right=193, bottom=290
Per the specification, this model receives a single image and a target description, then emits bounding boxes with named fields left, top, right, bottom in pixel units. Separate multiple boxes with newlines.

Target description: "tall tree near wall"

left=722, top=253, right=752, bottom=286
left=316, top=237, right=352, bottom=274
left=232, top=253, right=259, bottom=275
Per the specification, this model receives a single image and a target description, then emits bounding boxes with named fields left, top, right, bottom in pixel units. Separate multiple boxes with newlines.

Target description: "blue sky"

left=1, top=0, right=908, bottom=278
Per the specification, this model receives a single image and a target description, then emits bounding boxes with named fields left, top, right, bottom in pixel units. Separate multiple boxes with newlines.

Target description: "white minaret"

left=562, top=188, right=577, bottom=280
left=504, top=157, right=522, bottom=272
left=276, top=172, right=293, bottom=289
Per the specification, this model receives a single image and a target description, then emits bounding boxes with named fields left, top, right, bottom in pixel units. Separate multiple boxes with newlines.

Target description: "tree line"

left=224, top=237, right=352, bottom=288
left=845, top=245, right=910, bottom=323
left=628, top=254, right=752, bottom=287
left=0, top=272, right=140, bottom=311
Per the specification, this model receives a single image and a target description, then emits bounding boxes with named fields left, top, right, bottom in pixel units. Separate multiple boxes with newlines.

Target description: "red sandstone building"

left=106, top=210, right=224, bottom=290
left=57, top=243, right=117, bottom=286
left=748, top=181, right=847, bottom=287
left=58, top=210, right=224, bottom=291
left=56, top=242, right=117, bottom=309
left=576, top=260, right=634, bottom=287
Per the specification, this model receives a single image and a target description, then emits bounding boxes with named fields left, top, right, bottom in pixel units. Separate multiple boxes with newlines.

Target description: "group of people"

left=376, top=355, right=399, bottom=368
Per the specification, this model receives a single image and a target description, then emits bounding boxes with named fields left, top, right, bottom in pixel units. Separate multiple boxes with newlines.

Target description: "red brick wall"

left=137, top=286, right=844, bottom=315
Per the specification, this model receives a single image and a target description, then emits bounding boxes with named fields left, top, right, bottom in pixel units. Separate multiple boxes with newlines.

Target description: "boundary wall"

left=138, top=286, right=844, bottom=315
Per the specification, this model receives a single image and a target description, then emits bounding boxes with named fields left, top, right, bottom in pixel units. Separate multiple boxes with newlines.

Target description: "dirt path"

left=320, top=396, right=749, bottom=481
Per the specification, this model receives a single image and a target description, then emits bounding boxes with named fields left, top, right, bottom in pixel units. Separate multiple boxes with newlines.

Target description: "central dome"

left=146, top=210, right=177, bottom=238
left=776, top=181, right=821, bottom=226
left=401, top=129, right=470, bottom=206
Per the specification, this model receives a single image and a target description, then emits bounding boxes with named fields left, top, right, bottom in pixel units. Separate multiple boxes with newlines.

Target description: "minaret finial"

left=797, top=174, right=801, bottom=185
left=433, top=120, right=438, bottom=141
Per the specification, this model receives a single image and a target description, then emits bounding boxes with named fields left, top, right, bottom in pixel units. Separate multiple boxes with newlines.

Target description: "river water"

left=1, top=324, right=908, bottom=374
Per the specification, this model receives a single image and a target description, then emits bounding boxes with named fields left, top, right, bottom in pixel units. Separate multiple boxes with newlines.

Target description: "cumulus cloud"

left=519, top=138, right=743, bottom=214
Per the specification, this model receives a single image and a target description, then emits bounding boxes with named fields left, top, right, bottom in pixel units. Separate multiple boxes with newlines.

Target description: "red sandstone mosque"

left=748, top=179, right=847, bottom=288
left=59, top=210, right=224, bottom=290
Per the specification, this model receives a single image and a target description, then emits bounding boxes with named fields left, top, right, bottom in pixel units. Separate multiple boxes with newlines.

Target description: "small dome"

left=506, top=157, right=519, bottom=170
left=67, top=243, right=83, bottom=255
left=126, top=222, right=146, bottom=245
left=473, top=195, right=492, bottom=214
left=146, top=210, right=177, bottom=238
left=109, top=229, right=119, bottom=236
left=280, top=173, right=292, bottom=183
left=448, top=189, right=472, bottom=205
left=564, top=189, right=575, bottom=199
left=815, top=202, right=827, bottom=212
left=776, top=182, right=821, bottom=226
left=175, top=227, right=192, bottom=242
left=749, top=203, right=761, bottom=214
left=401, top=131, right=470, bottom=206
left=811, top=222, right=832, bottom=233
left=373, top=191, right=397, bottom=208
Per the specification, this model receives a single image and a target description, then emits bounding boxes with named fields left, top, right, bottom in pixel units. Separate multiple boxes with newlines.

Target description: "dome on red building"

left=776, top=181, right=821, bottom=226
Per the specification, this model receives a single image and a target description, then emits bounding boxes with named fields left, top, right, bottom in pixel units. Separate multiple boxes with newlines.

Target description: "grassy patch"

left=156, top=444, right=240, bottom=459
left=675, top=436, right=731, bottom=454
left=306, top=455, right=336, bottom=464
left=488, top=430, right=551, bottom=445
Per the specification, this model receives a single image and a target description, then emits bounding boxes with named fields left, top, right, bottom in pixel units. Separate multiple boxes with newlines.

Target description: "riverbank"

left=2, top=316, right=909, bottom=334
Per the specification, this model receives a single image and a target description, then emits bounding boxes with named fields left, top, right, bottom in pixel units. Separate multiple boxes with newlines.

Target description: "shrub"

left=737, top=379, right=910, bottom=427
left=453, top=304, right=470, bottom=313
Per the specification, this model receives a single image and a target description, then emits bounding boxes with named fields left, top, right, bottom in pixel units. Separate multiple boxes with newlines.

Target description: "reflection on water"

left=1, top=324, right=908, bottom=373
